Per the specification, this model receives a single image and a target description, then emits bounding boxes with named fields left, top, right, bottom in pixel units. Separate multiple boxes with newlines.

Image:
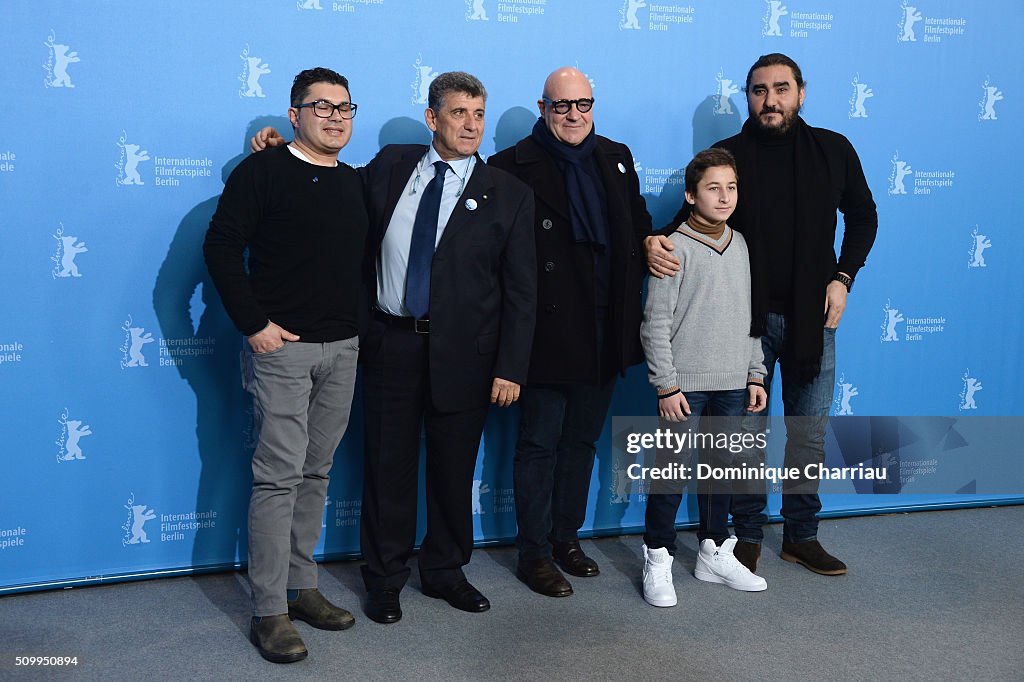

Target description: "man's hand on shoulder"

left=490, top=378, right=521, bottom=408
left=250, top=127, right=287, bottom=153
left=644, top=235, right=681, bottom=279
left=824, top=279, right=849, bottom=329
left=248, top=321, right=300, bottom=353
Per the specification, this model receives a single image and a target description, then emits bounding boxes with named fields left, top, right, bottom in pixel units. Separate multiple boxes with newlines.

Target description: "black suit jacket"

left=489, top=135, right=651, bottom=385
left=360, top=144, right=537, bottom=412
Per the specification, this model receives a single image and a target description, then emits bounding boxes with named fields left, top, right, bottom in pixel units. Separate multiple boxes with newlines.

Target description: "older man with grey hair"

left=356, top=72, right=536, bottom=623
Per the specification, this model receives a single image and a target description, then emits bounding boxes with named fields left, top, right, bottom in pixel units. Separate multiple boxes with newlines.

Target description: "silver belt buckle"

left=414, top=318, right=430, bottom=334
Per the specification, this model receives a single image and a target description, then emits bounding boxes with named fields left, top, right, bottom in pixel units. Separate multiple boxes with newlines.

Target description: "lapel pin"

left=465, top=198, right=478, bottom=211
left=617, top=163, right=626, bottom=174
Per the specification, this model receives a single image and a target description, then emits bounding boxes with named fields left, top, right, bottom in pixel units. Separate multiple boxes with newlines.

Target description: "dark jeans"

left=643, top=389, right=752, bottom=553
left=513, top=378, right=617, bottom=560
left=731, top=312, right=836, bottom=544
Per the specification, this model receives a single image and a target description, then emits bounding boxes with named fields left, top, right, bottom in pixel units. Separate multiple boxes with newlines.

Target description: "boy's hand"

left=250, top=126, right=286, bottom=153
left=658, top=391, right=690, bottom=422
left=746, top=385, right=767, bottom=413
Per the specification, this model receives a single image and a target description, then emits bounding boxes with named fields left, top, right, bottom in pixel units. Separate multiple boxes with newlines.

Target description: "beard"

left=751, top=106, right=799, bottom=136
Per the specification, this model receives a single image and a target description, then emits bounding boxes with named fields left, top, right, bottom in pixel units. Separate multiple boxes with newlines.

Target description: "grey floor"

left=2, top=506, right=1022, bottom=681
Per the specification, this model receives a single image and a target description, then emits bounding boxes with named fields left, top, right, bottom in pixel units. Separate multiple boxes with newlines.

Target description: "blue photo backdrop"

left=2, top=0, right=1022, bottom=592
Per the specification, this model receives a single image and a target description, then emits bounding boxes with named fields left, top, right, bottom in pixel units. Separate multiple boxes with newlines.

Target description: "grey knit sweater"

left=641, top=224, right=766, bottom=393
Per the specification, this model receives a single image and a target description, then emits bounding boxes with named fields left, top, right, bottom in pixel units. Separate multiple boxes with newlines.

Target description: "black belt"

left=373, top=309, right=430, bottom=334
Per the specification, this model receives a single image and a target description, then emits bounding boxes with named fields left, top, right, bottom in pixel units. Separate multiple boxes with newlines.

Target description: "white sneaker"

left=694, top=537, right=768, bottom=592
left=642, top=545, right=677, bottom=607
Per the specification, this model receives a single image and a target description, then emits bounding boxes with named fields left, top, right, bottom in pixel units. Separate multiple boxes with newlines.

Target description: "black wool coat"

left=489, top=134, right=651, bottom=386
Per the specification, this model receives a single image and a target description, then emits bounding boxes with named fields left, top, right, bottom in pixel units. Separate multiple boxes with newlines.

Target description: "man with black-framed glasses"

left=489, top=67, right=652, bottom=598
left=204, top=67, right=368, bottom=664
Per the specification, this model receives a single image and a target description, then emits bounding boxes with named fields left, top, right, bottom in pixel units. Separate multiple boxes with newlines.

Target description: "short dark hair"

left=685, top=148, right=738, bottom=194
left=745, top=53, right=804, bottom=92
left=428, top=71, right=487, bottom=113
left=290, top=67, right=350, bottom=108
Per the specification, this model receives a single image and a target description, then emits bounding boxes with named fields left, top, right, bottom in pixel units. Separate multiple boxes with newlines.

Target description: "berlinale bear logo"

left=968, top=226, right=992, bottom=268
left=763, top=0, right=788, bottom=37
left=239, top=45, right=270, bottom=98
left=44, top=31, right=79, bottom=88
left=898, top=2, right=923, bottom=42
left=122, top=494, right=157, bottom=546
left=619, top=0, right=646, bottom=30
left=411, top=56, right=439, bottom=105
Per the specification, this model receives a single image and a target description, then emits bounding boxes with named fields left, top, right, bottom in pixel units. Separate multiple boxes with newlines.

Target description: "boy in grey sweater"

left=638, top=148, right=768, bottom=607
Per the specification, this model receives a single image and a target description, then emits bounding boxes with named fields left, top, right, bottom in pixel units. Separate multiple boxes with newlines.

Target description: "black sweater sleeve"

left=203, top=155, right=269, bottom=336
left=835, top=135, right=878, bottom=280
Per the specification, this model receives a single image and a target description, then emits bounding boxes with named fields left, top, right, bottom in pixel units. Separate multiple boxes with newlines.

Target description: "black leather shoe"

left=781, top=540, right=848, bottom=575
left=552, top=539, right=600, bottom=577
left=287, top=588, right=355, bottom=630
left=734, top=541, right=762, bottom=574
left=517, top=557, right=573, bottom=597
left=250, top=615, right=307, bottom=664
left=421, top=580, right=490, bottom=613
left=364, top=588, right=402, bottom=624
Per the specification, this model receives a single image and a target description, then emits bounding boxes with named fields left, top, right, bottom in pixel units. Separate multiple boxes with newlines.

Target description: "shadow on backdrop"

left=152, top=115, right=288, bottom=630
left=378, top=116, right=431, bottom=148
left=493, top=107, right=537, bottom=155
left=640, top=94, right=743, bottom=229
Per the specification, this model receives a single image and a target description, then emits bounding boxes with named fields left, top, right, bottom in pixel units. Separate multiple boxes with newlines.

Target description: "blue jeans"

left=643, top=389, right=753, bottom=553
left=731, top=313, right=835, bottom=544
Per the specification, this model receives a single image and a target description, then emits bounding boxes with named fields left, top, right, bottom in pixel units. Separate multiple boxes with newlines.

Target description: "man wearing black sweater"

left=204, top=68, right=368, bottom=664
left=646, top=53, right=878, bottom=577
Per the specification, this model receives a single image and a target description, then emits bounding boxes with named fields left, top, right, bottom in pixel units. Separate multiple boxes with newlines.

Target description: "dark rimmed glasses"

left=543, top=97, right=594, bottom=115
left=296, top=99, right=358, bottom=119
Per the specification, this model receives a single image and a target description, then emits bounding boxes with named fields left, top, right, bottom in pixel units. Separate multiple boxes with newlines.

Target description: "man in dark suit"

left=488, top=67, right=651, bottom=597
left=357, top=72, right=536, bottom=622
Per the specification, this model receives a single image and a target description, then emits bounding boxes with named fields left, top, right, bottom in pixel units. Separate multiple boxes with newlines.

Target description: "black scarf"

left=530, top=118, right=608, bottom=252
left=732, top=116, right=832, bottom=384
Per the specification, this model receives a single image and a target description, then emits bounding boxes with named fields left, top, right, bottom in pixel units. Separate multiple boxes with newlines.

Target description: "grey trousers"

left=242, top=337, right=359, bottom=616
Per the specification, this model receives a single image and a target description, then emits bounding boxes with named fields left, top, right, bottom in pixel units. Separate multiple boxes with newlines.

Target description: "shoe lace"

left=647, top=557, right=672, bottom=585
left=714, top=548, right=748, bottom=576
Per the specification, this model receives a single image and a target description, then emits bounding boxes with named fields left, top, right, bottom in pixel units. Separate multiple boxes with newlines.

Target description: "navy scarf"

left=530, top=118, right=608, bottom=252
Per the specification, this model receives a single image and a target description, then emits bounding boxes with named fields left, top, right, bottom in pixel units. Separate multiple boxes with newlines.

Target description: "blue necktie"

left=405, top=160, right=450, bottom=319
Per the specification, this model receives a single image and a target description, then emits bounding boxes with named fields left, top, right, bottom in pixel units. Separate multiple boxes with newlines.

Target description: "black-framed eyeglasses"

left=543, top=97, right=594, bottom=115
left=296, top=99, right=358, bottom=119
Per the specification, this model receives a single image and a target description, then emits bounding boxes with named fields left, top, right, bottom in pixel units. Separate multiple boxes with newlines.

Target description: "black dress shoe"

left=364, top=588, right=402, bottom=624
left=250, top=615, right=307, bottom=664
left=517, top=557, right=573, bottom=597
left=552, top=539, right=600, bottom=577
left=421, top=580, right=490, bottom=612
left=287, top=588, right=355, bottom=630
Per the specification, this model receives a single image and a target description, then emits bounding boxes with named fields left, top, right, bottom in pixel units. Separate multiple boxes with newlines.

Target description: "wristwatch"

left=831, top=272, right=853, bottom=292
